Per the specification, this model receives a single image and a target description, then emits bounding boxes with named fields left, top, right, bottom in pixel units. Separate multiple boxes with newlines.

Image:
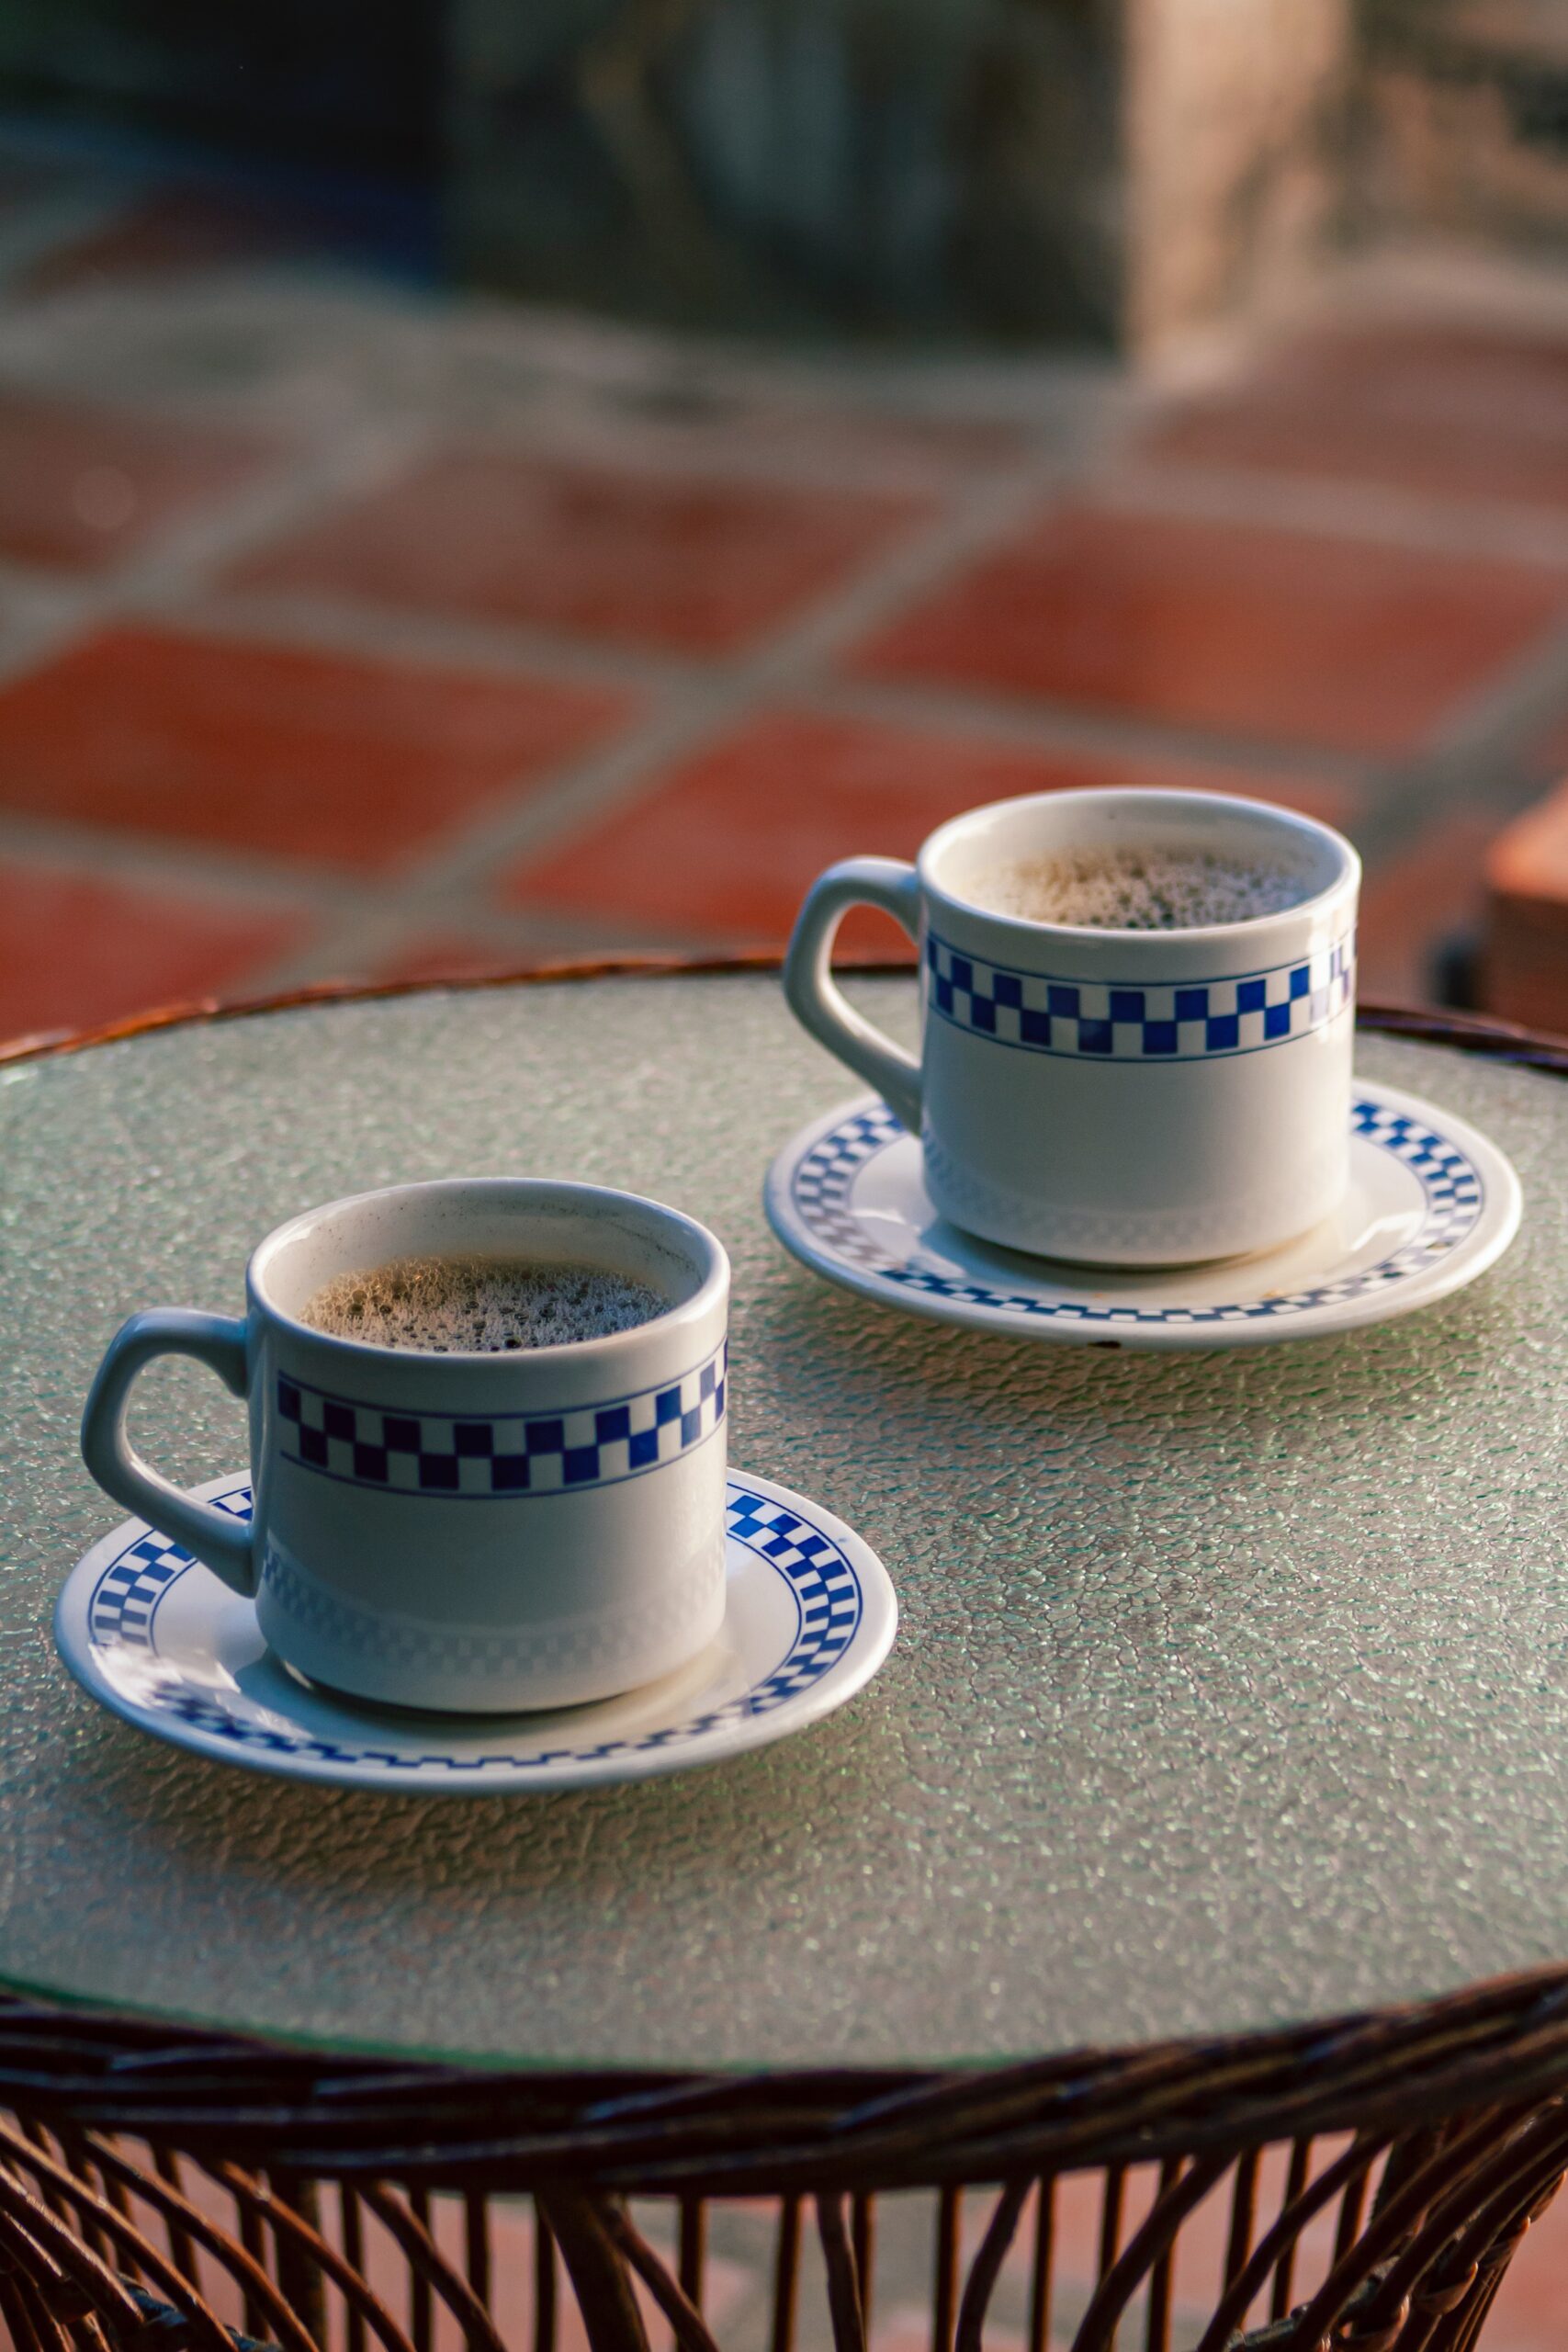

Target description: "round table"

left=4, top=966, right=1568, bottom=2352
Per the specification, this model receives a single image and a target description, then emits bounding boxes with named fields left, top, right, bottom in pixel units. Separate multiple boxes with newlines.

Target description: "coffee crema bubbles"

left=299, top=1255, right=670, bottom=1352
left=969, top=846, right=1310, bottom=931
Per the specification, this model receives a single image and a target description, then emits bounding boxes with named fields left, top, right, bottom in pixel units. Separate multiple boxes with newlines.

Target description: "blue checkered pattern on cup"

left=925, top=929, right=1355, bottom=1061
left=276, top=1342, right=727, bottom=1498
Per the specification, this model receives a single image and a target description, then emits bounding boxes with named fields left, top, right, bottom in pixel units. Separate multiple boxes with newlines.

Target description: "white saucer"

left=54, top=1471, right=897, bottom=1792
left=764, top=1080, right=1521, bottom=1351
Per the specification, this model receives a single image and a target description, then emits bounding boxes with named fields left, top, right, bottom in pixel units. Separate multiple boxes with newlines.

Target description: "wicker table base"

left=0, top=1970, right=1564, bottom=2352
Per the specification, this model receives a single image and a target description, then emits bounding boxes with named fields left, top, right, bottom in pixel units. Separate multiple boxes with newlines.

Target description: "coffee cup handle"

left=783, top=856, right=924, bottom=1132
left=80, top=1311, right=257, bottom=1598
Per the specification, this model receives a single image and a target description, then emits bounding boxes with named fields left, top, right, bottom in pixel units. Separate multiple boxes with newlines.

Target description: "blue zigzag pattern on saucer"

left=926, top=928, right=1355, bottom=1061
left=85, top=1480, right=863, bottom=1775
left=789, top=1098, right=1485, bottom=1328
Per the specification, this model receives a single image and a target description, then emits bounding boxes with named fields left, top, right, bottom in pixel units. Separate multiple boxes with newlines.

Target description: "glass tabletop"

left=2, top=971, right=1564, bottom=2073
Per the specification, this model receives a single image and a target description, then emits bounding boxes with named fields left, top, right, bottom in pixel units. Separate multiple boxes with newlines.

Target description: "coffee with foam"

left=300, top=1256, right=669, bottom=1352
left=971, top=846, right=1308, bottom=931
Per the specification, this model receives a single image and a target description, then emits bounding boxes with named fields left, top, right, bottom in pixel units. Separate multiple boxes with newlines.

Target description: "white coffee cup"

left=784, top=787, right=1360, bottom=1266
left=80, top=1181, right=730, bottom=1712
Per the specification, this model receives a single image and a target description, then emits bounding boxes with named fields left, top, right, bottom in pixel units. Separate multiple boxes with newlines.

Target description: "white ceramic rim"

left=762, top=1080, right=1523, bottom=1352
left=917, top=786, right=1362, bottom=951
left=246, top=1178, right=729, bottom=1370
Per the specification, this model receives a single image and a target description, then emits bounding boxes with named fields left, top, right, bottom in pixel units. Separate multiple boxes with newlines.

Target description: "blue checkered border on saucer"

left=85, top=1484, right=253, bottom=1657
left=789, top=1098, right=1484, bottom=1328
left=277, top=1343, right=726, bottom=1498
left=925, top=928, right=1355, bottom=1061
left=84, top=1478, right=864, bottom=1776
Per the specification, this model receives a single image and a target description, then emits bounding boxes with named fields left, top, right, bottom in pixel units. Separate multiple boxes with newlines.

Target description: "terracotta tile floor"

left=0, top=854, right=303, bottom=1046
left=231, top=449, right=931, bottom=655
left=1145, top=322, right=1568, bottom=510
left=0, top=388, right=275, bottom=571
left=0, top=623, right=637, bottom=875
left=852, top=502, right=1568, bottom=757
left=0, top=176, right=1563, bottom=1046
left=3, top=157, right=1568, bottom=2348
left=505, top=707, right=1353, bottom=953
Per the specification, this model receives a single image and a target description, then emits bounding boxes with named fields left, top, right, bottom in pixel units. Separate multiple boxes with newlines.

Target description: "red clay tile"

left=1146, top=322, right=1568, bottom=510
left=852, top=503, right=1568, bottom=756
left=231, top=452, right=928, bottom=655
left=592, top=394, right=1028, bottom=492
left=0, top=391, right=274, bottom=571
left=758, top=408, right=1025, bottom=476
left=0, top=858, right=304, bottom=1046
left=506, top=707, right=1357, bottom=953
left=1358, top=808, right=1496, bottom=1008
left=0, top=626, right=637, bottom=875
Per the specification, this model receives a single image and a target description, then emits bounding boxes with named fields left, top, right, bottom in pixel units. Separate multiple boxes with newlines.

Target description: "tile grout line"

left=243, top=900, right=705, bottom=994
left=810, top=674, right=1372, bottom=791
left=1421, top=610, right=1568, bottom=768
left=0, top=368, right=1087, bottom=997
left=6, top=199, right=1568, bottom=1034
left=383, top=400, right=1425, bottom=922
left=9, top=338, right=1568, bottom=570
left=243, top=439, right=1102, bottom=989
left=0, top=427, right=444, bottom=720
left=308, top=445, right=1096, bottom=928
left=10, top=423, right=1546, bottom=987
left=1335, top=612, right=1568, bottom=875
left=5, top=268, right=1568, bottom=1003
left=180, top=583, right=700, bottom=695
left=1091, top=458, right=1568, bottom=572
left=0, top=807, right=396, bottom=914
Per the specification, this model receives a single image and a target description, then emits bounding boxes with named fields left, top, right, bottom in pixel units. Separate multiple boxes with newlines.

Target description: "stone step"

left=1485, top=779, right=1568, bottom=1033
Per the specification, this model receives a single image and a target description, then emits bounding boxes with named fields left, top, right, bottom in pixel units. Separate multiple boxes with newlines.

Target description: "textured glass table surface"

left=3, top=974, right=1566, bottom=2075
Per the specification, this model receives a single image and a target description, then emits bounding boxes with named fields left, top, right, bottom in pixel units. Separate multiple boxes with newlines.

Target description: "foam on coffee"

left=300, top=1255, right=669, bottom=1352
left=972, top=847, right=1307, bottom=931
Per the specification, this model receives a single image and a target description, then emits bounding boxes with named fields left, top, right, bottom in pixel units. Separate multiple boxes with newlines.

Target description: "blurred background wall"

left=0, top=2, right=1563, bottom=349
left=0, top=1, right=1562, bottom=346
left=1, top=0, right=1567, bottom=1054
left=1360, top=1, right=1568, bottom=257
